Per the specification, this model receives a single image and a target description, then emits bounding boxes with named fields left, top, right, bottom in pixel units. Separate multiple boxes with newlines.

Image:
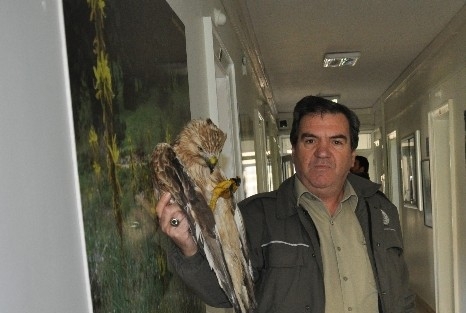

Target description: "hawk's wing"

left=211, top=181, right=256, bottom=313
left=151, top=143, right=240, bottom=310
left=209, top=177, right=256, bottom=312
left=151, top=143, right=191, bottom=210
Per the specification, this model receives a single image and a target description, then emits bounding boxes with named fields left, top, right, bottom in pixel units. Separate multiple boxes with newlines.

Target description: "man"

left=351, top=155, right=371, bottom=179
left=156, top=96, right=415, bottom=312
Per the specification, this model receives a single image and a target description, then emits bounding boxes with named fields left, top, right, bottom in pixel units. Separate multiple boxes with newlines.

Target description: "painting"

left=63, top=0, right=205, bottom=312
left=421, top=159, right=432, bottom=227
left=400, top=130, right=423, bottom=210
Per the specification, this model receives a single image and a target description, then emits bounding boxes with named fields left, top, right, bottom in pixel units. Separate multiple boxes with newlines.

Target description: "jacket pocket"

left=258, top=243, right=317, bottom=313
left=383, top=229, right=403, bottom=256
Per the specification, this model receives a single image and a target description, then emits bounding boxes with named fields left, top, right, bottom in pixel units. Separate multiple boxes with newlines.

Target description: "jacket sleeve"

left=370, top=193, right=416, bottom=313
left=396, top=244, right=416, bottom=313
left=390, top=207, right=416, bottom=313
left=168, top=245, right=232, bottom=308
left=383, top=202, right=416, bottom=313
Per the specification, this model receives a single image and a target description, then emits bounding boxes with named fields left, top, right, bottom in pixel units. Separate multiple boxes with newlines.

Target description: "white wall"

left=0, top=1, right=92, bottom=312
left=166, top=0, right=266, bottom=122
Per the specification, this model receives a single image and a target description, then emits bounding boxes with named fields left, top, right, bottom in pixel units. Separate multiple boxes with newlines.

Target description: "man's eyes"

left=302, top=138, right=345, bottom=145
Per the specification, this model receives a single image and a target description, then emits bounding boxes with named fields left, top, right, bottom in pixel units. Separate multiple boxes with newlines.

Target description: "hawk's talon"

left=209, top=177, right=241, bottom=210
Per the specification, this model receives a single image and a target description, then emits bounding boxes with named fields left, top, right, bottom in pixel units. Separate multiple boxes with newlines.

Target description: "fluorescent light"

left=323, top=52, right=361, bottom=68
left=322, top=95, right=340, bottom=103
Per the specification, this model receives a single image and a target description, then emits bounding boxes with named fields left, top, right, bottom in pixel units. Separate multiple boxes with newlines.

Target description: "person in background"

left=351, top=155, right=370, bottom=180
left=156, top=95, right=415, bottom=313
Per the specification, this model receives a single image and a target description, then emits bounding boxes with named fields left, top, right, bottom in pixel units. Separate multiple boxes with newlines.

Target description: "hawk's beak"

left=207, top=156, right=218, bottom=173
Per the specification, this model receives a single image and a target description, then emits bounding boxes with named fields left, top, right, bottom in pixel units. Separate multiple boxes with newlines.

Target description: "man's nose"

left=314, top=141, right=330, bottom=156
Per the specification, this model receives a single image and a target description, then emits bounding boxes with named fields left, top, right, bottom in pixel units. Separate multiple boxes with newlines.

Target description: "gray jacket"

left=169, top=173, right=415, bottom=313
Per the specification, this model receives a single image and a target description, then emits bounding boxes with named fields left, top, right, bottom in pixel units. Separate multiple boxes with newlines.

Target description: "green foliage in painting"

left=93, top=51, right=114, bottom=105
left=88, top=0, right=123, bottom=240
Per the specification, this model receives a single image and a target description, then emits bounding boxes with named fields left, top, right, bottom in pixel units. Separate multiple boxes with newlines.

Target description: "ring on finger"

left=170, top=218, right=180, bottom=227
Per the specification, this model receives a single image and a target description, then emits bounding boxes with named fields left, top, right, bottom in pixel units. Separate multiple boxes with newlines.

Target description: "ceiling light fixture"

left=322, top=95, right=340, bottom=103
left=323, top=52, right=361, bottom=68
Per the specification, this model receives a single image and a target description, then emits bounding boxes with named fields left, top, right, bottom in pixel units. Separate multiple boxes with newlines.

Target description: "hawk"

left=151, top=118, right=256, bottom=313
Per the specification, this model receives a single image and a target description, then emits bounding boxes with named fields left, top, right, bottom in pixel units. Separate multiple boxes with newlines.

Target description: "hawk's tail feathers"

left=201, top=233, right=241, bottom=312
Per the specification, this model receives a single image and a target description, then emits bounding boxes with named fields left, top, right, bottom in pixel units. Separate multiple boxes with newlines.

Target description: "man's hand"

left=156, top=192, right=198, bottom=257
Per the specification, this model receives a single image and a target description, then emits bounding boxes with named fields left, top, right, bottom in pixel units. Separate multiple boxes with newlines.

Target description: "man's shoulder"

left=239, top=190, right=278, bottom=207
left=348, top=173, right=381, bottom=197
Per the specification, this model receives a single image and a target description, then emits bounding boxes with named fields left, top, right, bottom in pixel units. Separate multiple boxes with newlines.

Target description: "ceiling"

left=229, top=0, right=466, bottom=114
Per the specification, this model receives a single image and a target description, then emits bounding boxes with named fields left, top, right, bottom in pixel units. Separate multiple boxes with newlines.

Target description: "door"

left=387, top=130, right=402, bottom=218
left=428, top=101, right=454, bottom=313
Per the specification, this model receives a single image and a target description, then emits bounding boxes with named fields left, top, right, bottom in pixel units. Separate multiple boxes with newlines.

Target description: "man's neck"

left=313, top=184, right=345, bottom=217
left=324, top=198, right=342, bottom=216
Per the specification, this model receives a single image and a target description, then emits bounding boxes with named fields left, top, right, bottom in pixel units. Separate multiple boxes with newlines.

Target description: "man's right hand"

left=156, top=192, right=198, bottom=257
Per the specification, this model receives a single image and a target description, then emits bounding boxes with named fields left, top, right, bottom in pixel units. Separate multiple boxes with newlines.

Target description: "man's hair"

left=289, top=95, right=360, bottom=151
left=355, top=155, right=369, bottom=172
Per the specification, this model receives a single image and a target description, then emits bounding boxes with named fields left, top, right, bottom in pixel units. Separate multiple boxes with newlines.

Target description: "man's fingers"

left=156, top=192, right=173, bottom=218
left=156, top=193, right=186, bottom=233
left=154, top=192, right=198, bottom=256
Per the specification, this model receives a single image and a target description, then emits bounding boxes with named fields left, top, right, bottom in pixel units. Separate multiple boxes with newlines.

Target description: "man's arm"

left=168, top=247, right=231, bottom=307
left=156, top=192, right=231, bottom=307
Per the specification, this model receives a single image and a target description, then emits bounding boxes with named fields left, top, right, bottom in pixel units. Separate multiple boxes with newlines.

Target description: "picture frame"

left=400, top=130, right=423, bottom=210
left=421, top=159, right=432, bottom=227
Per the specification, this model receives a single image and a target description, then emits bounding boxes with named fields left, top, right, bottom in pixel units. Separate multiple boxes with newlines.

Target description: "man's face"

left=292, top=113, right=355, bottom=197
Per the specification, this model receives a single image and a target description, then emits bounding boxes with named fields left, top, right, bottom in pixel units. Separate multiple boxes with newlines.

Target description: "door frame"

left=428, top=100, right=456, bottom=312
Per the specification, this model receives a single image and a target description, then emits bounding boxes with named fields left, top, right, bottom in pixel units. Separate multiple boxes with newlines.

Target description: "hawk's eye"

left=198, top=146, right=204, bottom=152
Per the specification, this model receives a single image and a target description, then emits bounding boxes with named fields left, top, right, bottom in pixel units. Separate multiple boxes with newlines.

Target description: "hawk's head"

left=173, top=119, right=227, bottom=173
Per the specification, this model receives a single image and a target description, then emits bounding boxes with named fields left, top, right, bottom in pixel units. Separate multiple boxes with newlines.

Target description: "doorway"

left=212, top=29, right=245, bottom=200
left=428, top=100, right=454, bottom=313
left=387, top=130, right=402, bottom=218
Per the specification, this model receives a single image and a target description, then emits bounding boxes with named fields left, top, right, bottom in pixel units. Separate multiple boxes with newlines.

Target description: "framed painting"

left=63, top=1, right=205, bottom=312
left=400, top=130, right=423, bottom=210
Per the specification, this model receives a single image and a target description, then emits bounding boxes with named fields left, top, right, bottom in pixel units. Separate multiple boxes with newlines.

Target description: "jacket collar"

left=275, top=173, right=381, bottom=219
left=276, top=176, right=298, bottom=218
left=347, top=173, right=381, bottom=198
